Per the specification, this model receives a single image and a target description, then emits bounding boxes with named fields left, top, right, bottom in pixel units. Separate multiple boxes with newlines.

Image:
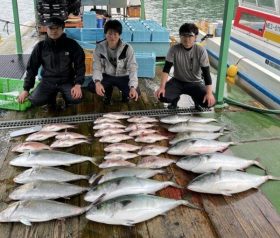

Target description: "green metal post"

left=162, top=0, right=167, bottom=27
left=215, top=0, right=236, bottom=108
left=12, top=0, right=23, bottom=54
left=140, top=0, right=146, bottom=20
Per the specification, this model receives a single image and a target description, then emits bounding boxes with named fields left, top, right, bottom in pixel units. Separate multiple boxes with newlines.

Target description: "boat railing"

left=238, top=0, right=280, bottom=15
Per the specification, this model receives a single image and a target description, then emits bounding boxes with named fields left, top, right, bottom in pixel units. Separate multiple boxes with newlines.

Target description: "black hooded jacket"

left=23, top=33, right=85, bottom=91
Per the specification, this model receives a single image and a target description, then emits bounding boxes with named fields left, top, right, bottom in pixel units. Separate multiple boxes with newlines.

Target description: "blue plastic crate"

left=64, top=28, right=81, bottom=41
left=132, top=29, right=151, bottom=42
left=81, top=28, right=104, bottom=42
left=83, top=11, right=97, bottom=28
left=136, top=52, right=156, bottom=78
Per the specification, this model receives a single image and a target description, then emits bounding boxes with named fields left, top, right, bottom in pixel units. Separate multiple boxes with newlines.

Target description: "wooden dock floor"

left=0, top=76, right=280, bottom=238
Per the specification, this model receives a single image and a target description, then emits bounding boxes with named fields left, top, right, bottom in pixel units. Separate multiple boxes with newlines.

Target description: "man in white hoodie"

left=88, top=19, right=140, bottom=104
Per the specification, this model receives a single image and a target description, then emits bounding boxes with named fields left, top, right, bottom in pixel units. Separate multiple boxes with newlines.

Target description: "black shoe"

left=103, top=97, right=112, bottom=105
left=167, top=99, right=178, bottom=110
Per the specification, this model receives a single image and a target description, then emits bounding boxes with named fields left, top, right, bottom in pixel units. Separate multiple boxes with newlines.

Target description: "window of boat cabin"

left=239, top=13, right=265, bottom=32
left=239, top=0, right=276, bottom=12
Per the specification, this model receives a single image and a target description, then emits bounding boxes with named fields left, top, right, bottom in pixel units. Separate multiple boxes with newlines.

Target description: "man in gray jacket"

left=88, top=19, right=140, bottom=104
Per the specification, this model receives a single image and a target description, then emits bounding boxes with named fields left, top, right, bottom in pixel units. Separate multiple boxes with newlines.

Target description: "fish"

left=93, top=123, right=125, bottom=130
left=125, top=123, right=155, bottom=132
left=102, top=113, right=130, bottom=119
left=167, top=139, right=234, bottom=156
left=10, top=150, right=97, bottom=167
left=50, top=138, right=90, bottom=148
left=169, top=132, right=224, bottom=145
left=104, top=152, right=138, bottom=160
left=10, top=125, right=43, bottom=138
left=160, top=114, right=218, bottom=124
left=128, top=129, right=157, bottom=137
left=93, top=117, right=121, bottom=124
left=137, top=145, right=168, bottom=156
left=25, top=131, right=58, bottom=141
left=86, top=194, right=199, bottom=226
left=135, top=134, right=168, bottom=143
left=104, top=143, right=141, bottom=153
left=176, top=153, right=266, bottom=173
left=127, top=116, right=158, bottom=123
left=13, top=167, right=89, bottom=184
left=137, top=156, right=175, bottom=169
left=168, top=122, right=225, bottom=133
left=99, top=134, right=133, bottom=143
left=94, top=128, right=126, bottom=137
left=9, top=181, right=89, bottom=200
left=11, top=142, right=51, bottom=153
left=55, top=132, right=88, bottom=140
left=99, top=159, right=136, bottom=169
left=0, top=199, right=93, bottom=226
left=41, top=123, right=76, bottom=132
left=187, top=168, right=280, bottom=195
left=84, top=176, right=182, bottom=202
left=89, top=167, right=165, bottom=185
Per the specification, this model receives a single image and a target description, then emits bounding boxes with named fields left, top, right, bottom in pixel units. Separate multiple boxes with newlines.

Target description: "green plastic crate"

left=0, top=77, right=38, bottom=111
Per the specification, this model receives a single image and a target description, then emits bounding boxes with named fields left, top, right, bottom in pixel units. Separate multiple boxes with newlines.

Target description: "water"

left=0, top=0, right=225, bottom=38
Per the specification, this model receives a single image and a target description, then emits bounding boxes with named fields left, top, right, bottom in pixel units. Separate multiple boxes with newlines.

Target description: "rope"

left=0, top=18, right=36, bottom=35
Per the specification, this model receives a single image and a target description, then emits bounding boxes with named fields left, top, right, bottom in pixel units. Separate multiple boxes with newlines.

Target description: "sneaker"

left=167, top=99, right=178, bottom=109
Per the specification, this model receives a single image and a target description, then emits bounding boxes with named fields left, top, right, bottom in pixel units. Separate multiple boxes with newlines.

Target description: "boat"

left=198, top=0, right=280, bottom=110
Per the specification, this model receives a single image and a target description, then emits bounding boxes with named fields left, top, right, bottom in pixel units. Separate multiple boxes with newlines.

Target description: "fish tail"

left=254, top=158, right=266, bottom=171
left=182, top=200, right=203, bottom=210
left=267, top=175, right=280, bottom=181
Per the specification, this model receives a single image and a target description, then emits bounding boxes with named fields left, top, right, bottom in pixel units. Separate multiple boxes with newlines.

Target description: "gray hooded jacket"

left=92, top=39, right=138, bottom=88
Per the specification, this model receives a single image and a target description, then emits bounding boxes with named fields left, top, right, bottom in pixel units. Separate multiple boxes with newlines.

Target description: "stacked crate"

left=136, top=53, right=156, bottom=78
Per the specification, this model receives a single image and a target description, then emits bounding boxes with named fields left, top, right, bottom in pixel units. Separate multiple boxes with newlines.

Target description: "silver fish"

left=187, top=169, right=280, bottom=195
left=102, top=113, right=130, bottom=119
left=128, top=129, right=157, bottom=137
left=104, top=143, right=141, bottom=153
left=167, top=139, right=234, bottom=156
left=125, top=123, right=155, bottom=132
left=25, top=131, right=58, bottom=141
left=99, top=134, right=133, bottom=143
left=93, top=123, right=125, bottom=130
left=127, top=116, right=158, bottom=123
left=137, top=156, right=175, bottom=169
left=84, top=176, right=182, bottom=202
left=50, top=139, right=90, bottom=148
left=89, top=167, right=165, bottom=184
left=135, top=134, right=168, bottom=143
left=170, top=132, right=224, bottom=145
left=55, top=132, right=88, bottom=140
left=168, top=122, right=224, bottom=133
left=94, top=128, right=125, bottom=137
left=41, top=123, right=76, bottom=132
left=138, top=145, right=168, bottom=156
left=160, top=114, right=217, bottom=124
left=176, top=153, right=265, bottom=173
left=14, top=167, right=89, bottom=184
left=12, top=142, right=51, bottom=153
left=0, top=200, right=92, bottom=226
left=9, top=181, right=89, bottom=200
left=99, top=159, right=136, bottom=168
left=94, top=117, right=121, bottom=124
left=86, top=194, right=198, bottom=226
left=10, top=150, right=97, bottom=167
left=104, top=152, right=138, bottom=160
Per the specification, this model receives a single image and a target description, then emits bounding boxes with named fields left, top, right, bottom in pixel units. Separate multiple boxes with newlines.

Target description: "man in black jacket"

left=18, top=17, right=85, bottom=108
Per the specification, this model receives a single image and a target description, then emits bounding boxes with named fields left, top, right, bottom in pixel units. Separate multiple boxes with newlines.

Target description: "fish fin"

left=92, top=193, right=106, bottom=205
left=183, top=201, right=203, bottom=210
left=88, top=173, right=99, bottom=185
left=64, top=197, right=71, bottom=200
left=20, top=218, right=32, bottom=226
left=221, top=191, right=233, bottom=196
left=123, top=220, right=135, bottom=226
left=254, top=158, right=266, bottom=171
left=215, top=167, right=223, bottom=178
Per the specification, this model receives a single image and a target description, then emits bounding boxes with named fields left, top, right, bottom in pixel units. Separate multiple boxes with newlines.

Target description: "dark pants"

left=88, top=74, right=140, bottom=101
left=159, top=77, right=209, bottom=107
left=29, top=80, right=82, bottom=107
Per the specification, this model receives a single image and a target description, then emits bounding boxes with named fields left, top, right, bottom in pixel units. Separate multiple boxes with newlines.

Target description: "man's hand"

left=71, top=84, right=82, bottom=99
left=203, top=91, right=216, bottom=107
left=155, top=86, right=165, bottom=99
left=18, top=91, right=29, bottom=104
left=129, top=87, right=138, bottom=101
left=95, top=81, right=105, bottom=96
